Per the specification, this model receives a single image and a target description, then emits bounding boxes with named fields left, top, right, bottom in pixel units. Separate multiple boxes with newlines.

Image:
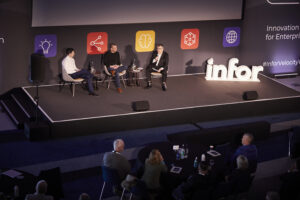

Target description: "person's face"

left=110, top=45, right=117, bottom=53
left=119, top=141, right=125, bottom=152
left=69, top=51, right=75, bottom=58
left=157, top=46, right=164, bottom=54
left=242, top=135, right=250, bottom=145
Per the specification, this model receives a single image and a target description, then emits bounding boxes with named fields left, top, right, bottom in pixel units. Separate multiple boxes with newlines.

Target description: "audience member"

left=231, top=133, right=258, bottom=173
left=141, top=149, right=167, bottom=190
left=103, top=139, right=131, bottom=180
left=280, top=158, right=300, bottom=200
left=173, top=162, right=213, bottom=200
left=25, top=180, right=54, bottom=200
left=227, top=155, right=252, bottom=194
left=78, top=193, right=90, bottom=200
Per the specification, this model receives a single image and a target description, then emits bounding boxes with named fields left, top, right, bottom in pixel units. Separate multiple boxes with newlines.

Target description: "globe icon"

left=226, top=30, right=238, bottom=44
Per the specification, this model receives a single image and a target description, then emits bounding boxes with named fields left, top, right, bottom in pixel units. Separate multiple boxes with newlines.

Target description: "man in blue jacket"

left=231, top=133, right=258, bottom=173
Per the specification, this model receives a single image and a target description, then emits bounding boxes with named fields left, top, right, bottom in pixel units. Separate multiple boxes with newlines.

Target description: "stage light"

left=205, top=58, right=264, bottom=82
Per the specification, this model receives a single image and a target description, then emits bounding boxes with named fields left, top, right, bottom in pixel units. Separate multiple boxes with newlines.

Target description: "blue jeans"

left=70, top=69, right=94, bottom=93
left=109, top=66, right=128, bottom=88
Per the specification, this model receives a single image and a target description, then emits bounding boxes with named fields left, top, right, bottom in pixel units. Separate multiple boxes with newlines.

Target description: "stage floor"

left=23, top=74, right=300, bottom=123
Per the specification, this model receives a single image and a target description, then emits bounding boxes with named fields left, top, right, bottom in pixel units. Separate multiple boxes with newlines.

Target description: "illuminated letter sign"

left=205, top=58, right=264, bottom=82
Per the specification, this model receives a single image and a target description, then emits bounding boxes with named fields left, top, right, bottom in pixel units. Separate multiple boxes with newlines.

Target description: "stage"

left=21, top=73, right=300, bottom=138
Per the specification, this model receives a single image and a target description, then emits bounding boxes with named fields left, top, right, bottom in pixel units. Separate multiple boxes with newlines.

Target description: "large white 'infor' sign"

left=205, top=58, right=264, bottom=82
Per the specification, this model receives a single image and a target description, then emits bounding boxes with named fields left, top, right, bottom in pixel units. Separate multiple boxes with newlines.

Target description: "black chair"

left=100, top=166, right=122, bottom=200
left=38, top=167, right=64, bottom=200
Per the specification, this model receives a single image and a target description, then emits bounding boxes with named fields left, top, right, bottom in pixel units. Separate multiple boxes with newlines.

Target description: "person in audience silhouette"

left=231, top=133, right=258, bottom=173
left=226, top=155, right=252, bottom=194
left=78, top=193, right=90, bottom=200
left=141, top=149, right=167, bottom=191
left=172, top=162, right=213, bottom=200
left=25, top=180, right=53, bottom=200
left=103, top=139, right=131, bottom=180
left=280, top=158, right=300, bottom=199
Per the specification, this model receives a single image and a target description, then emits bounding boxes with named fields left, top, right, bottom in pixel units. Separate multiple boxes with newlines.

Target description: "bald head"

left=35, top=180, right=47, bottom=194
left=242, top=133, right=254, bottom=146
left=113, top=139, right=125, bottom=152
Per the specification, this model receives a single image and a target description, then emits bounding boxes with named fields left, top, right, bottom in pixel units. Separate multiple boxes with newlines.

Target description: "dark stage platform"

left=22, top=74, right=300, bottom=137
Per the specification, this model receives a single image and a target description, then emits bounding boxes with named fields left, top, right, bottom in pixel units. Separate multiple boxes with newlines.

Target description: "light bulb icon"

left=39, top=39, right=53, bottom=54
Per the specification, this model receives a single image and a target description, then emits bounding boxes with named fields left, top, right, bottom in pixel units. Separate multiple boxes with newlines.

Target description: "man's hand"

left=158, top=67, right=164, bottom=72
left=110, top=65, right=120, bottom=69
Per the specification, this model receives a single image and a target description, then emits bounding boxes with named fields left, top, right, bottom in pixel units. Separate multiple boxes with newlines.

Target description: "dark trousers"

left=108, top=65, right=128, bottom=88
left=146, top=65, right=167, bottom=83
left=70, top=69, right=94, bottom=93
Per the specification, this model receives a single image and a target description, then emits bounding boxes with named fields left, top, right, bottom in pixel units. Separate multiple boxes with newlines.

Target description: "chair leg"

left=122, top=76, right=126, bottom=88
left=107, top=77, right=111, bottom=89
left=99, top=182, right=105, bottom=200
left=120, top=188, right=126, bottom=200
left=59, top=81, right=65, bottom=92
left=129, top=193, right=133, bottom=200
left=72, top=83, right=75, bottom=97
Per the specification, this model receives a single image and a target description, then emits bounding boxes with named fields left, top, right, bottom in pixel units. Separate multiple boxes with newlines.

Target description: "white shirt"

left=62, top=56, right=79, bottom=74
left=153, top=53, right=162, bottom=66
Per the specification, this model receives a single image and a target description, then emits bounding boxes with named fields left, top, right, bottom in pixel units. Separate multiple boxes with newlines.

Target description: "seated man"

left=173, top=162, right=213, bottom=200
left=231, top=133, right=258, bottom=173
left=103, top=139, right=131, bottom=180
left=62, top=48, right=98, bottom=96
left=103, top=43, right=128, bottom=93
left=25, top=180, right=54, bottom=200
left=145, top=44, right=169, bottom=91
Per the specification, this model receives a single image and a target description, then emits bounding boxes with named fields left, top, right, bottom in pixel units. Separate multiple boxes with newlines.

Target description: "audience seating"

left=100, top=166, right=122, bottom=200
left=167, top=121, right=271, bottom=147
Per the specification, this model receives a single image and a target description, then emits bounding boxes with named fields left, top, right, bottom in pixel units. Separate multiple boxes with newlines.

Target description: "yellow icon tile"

left=135, top=30, right=155, bottom=52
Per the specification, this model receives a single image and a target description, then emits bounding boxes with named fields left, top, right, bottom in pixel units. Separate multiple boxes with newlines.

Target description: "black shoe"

left=162, top=82, right=167, bottom=91
left=89, top=92, right=98, bottom=96
left=145, top=82, right=152, bottom=89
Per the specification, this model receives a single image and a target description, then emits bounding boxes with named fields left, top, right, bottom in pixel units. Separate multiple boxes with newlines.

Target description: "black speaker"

left=243, top=91, right=258, bottom=100
left=132, top=101, right=150, bottom=112
left=31, top=53, right=46, bottom=82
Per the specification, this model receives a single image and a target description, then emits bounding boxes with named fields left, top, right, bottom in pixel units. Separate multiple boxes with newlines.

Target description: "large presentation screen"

left=32, top=0, right=243, bottom=27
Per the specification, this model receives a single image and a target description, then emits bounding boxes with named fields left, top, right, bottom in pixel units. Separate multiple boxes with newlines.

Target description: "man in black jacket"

left=172, top=162, right=213, bottom=200
left=145, top=44, right=169, bottom=91
left=103, top=43, right=128, bottom=93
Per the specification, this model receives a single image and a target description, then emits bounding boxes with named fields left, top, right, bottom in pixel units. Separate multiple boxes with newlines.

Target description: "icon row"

left=34, top=27, right=240, bottom=57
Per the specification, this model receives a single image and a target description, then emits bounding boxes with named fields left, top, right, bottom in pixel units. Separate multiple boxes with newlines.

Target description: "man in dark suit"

left=145, top=44, right=169, bottom=91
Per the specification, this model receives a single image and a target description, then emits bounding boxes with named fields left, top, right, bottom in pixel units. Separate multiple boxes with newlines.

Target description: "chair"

left=59, top=68, right=84, bottom=97
left=99, top=166, right=122, bottom=200
left=102, top=65, right=126, bottom=89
